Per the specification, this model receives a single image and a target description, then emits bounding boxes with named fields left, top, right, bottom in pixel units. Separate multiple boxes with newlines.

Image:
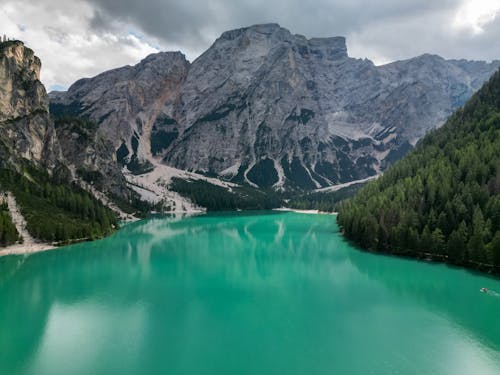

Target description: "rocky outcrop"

left=48, top=52, right=191, bottom=202
left=0, top=40, right=60, bottom=169
left=0, top=40, right=146, bottom=223
left=50, top=24, right=500, bottom=191
left=50, top=52, right=190, bottom=174
left=0, top=41, right=132, bottom=212
left=52, top=116, right=128, bottom=196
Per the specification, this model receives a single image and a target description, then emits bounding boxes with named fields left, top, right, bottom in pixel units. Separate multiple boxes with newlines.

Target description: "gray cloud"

left=1, top=0, right=159, bottom=89
left=2, top=0, right=499, bottom=89
left=84, top=0, right=475, bottom=61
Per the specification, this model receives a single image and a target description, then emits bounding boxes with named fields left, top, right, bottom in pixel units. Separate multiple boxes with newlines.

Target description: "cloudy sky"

left=2, top=0, right=500, bottom=91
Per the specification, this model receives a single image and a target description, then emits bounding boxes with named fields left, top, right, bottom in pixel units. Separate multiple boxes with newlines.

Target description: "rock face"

left=0, top=41, right=129, bottom=203
left=49, top=52, right=190, bottom=199
left=0, top=41, right=60, bottom=168
left=50, top=24, right=500, bottom=190
left=50, top=52, right=190, bottom=175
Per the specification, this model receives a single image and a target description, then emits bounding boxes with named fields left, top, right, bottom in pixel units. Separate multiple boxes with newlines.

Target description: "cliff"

left=50, top=24, right=500, bottom=191
left=0, top=40, right=60, bottom=168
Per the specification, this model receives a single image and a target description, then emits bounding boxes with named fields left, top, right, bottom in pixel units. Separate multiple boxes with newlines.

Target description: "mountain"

left=1, top=27, right=499, bottom=250
left=0, top=40, right=60, bottom=170
left=50, top=23, right=500, bottom=191
left=0, top=40, right=117, bottom=246
left=337, top=69, right=500, bottom=272
left=50, top=52, right=189, bottom=176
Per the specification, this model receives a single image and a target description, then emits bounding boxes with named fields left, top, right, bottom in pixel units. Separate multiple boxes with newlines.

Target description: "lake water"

left=1, top=211, right=500, bottom=375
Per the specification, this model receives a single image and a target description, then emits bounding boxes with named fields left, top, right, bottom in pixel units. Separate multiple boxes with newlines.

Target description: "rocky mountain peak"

left=50, top=25, right=500, bottom=192
left=307, top=37, right=348, bottom=59
left=218, top=23, right=286, bottom=41
left=0, top=40, right=60, bottom=168
left=0, top=40, right=48, bottom=121
left=136, top=51, right=189, bottom=76
left=214, top=23, right=348, bottom=60
left=0, top=40, right=41, bottom=78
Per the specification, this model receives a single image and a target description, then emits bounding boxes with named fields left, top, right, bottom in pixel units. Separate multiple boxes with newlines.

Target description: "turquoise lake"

left=1, top=211, right=500, bottom=375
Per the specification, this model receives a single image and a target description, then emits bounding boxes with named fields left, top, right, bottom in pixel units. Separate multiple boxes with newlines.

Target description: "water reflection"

left=0, top=212, right=499, bottom=375
left=0, top=213, right=340, bottom=371
left=345, top=241, right=500, bottom=351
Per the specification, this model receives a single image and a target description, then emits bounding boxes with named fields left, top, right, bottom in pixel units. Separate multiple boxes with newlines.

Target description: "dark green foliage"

left=199, top=104, right=236, bottom=122
left=150, top=130, right=178, bottom=155
left=288, top=183, right=365, bottom=212
left=131, top=135, right=139, bottom=154
left=230, top=164, right=249, bottom=184
left=115, top=134, right=154, bottom=175
left=331, top=137, right=349, bottom=148
left=354, top=155, right=378, bottom=177
left=246, top=158, right=278, bottom=188
left=314, top=161, right=339, bottom=184
left=169, top=178, right=282, bottom=211
left=382, top=141, right=413, bottom=167
left=76, top=168, right=104, bottom=185
left=281, top=157, right=316, bottom=190
left=0, top=199, right=19, bottom=246
left=0, top=166, right=117, bottom=244
left=107, top=190, right=159, bottom=218
left=338, top=69, right=500, bottom=273
left=49, top=102, right=86, bottom=118
left=126, top=156, right=154, bottom=175
left=336, top=153, right=355, bottom=177
left=254, top=123, right=276, bottom=157
left=351, top=138, right=374, bottom=148
left=153, top=114, right=177, bottom=127
left=149, top=114, right=179, bottom=156
left=309, top=170, right=330, bottom=187
left=53, top=116, right=99, bottom=142
left=116, top=143, right=129, bottom=164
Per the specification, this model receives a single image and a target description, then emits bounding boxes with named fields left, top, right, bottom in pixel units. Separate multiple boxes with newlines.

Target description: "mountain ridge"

left=0, top=40, right=61, bottom=170
left=337, top=68, right=500, bottom=272
left=50, top=23, right=500, bottom=192
left=0, top=40, right=119, bottom=246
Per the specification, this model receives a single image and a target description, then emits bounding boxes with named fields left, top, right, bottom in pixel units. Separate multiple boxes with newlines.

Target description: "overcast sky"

left=2, top=0, right=500, bottom=91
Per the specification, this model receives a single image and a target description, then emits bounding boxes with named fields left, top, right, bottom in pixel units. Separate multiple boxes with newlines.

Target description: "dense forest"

left=287, top=183, right=364, bottom=212
left=0, top=198, right=19, bottom=246
left=171, top=176, right=363, bottom=212
left=170, top=178, right=282, bottom=211
left=337, top=70, right=500, bottom=272
left=0, top=165, right=117, bottom=244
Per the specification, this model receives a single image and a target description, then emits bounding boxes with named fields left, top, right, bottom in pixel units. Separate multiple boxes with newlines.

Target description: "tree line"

left=337, top=69, right=500, bottom=272
left=0, top=198, right=19, bottom=246
left=287, top=183, right=364, bottom=212
left=0, top=165, right=117, bottom=243
left=170, top=177, right=282, bottom=211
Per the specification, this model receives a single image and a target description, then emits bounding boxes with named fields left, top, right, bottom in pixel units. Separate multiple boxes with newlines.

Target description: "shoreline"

left=0, top=242, right=57, bottom=257
left=1, top=191, right=57, bottom=257
left=0, top=209, right=336, bottom=257
left=273, top=208, right=337, bottom=215
left=0, top=210, right=203, bottom=257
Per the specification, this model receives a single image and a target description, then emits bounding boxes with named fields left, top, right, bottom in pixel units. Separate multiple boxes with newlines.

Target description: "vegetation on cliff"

left=170, top=178, right=282, bottom=211
left=0, top=198, right=19, bottom=246
left=338, top=70, right=500, bottom=272
left=0, top=164, right=117, bottom=244
left=287, top=183, right=364, bottom=212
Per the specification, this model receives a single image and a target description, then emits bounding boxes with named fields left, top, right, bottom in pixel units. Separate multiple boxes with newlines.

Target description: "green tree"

left=337, top=69, right=500, bottom=273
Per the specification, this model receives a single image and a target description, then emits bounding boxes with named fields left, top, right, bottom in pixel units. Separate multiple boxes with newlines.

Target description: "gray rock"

left=50, top=24, right=500, bottom=191
left=0, top=40, right=60, bottom=169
